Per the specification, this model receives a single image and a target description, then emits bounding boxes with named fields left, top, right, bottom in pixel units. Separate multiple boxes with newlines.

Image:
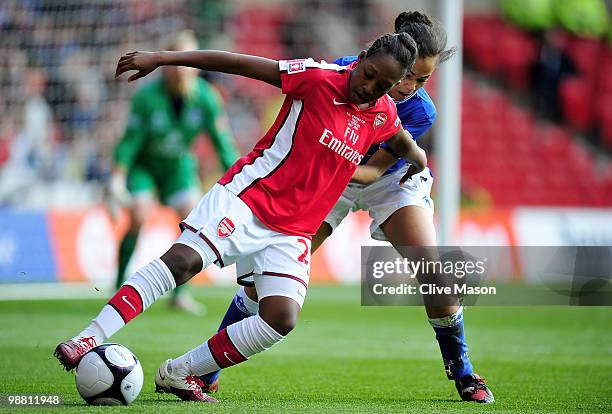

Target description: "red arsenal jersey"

left=219, top=58, right=401, bottom=236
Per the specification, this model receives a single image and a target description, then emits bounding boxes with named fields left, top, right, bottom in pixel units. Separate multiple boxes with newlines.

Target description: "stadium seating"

left=461, top=15, right=611, bottom=207
left=463, top=15, right=538, bottom=90
left=463, top=15, right=612, bottom=140
left=460, top=77, right=610, bottom=207
left=228, top=5, right=290, bottom=100
left=558, top=76, right=593, bottom=131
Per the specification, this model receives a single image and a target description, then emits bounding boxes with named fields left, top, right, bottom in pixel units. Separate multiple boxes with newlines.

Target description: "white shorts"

left=324, top=167, right=434, bottom=241
left=175, top=184, right=310, bottom=306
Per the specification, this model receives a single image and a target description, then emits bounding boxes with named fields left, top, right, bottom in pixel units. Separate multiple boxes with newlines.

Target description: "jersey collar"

left=392, top=90, right=417, bottom=104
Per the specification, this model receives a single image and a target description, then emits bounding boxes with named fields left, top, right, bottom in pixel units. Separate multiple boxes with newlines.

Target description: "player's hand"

left=108, top=171, right=133, bottom=207
left=116, top=51, right=160, bottom=82
left=400, top=146, right=427, bottom=185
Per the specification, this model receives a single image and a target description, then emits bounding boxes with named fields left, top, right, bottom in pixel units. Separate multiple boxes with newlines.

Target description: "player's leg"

left=167, top=194, right=206, bottom=314
left=378, top=201, right=493, bottom=403
left=201, top=189, right=352, bottom=391
left=116, top=168, right=156, bottom=289
left=312, top=221, right=334, bottom=253
left=54, top=240, right=214, bottom=371
left=213, top=189, right=348, bottom=332
left=379, top=205, right=453, bottom=315
left=198, top=257, right=260, bottom=391
left=203, top=196, right=345, bottom=389
left=159, top=277, right=305, bottom=402
left=158, top=237, right=309, bottom=403
left=200, top=229, right=321, bottom=388
left=161, top=157, right=205, bottom=314
left=54, top=184, right=233, bottom=372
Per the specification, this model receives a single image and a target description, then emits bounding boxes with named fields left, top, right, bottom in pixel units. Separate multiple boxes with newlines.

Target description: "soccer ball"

left=75, top=344, right=143, bottom=406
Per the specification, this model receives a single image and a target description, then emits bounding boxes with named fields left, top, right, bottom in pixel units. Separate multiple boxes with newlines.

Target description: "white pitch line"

left=0, top=283, right=114, bottom=301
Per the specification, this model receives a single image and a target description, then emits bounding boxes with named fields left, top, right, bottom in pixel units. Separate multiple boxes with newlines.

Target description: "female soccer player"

left=54, top=32, right=426, bottom=403
left=210, top=12, right=494, bottom=403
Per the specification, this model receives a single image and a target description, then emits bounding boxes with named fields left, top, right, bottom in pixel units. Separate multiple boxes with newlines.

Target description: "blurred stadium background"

left=0, top=0, right=611, bottom=294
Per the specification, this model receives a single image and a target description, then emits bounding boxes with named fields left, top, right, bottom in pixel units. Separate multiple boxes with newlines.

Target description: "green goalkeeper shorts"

left=127, top=156, right=200, bottom=206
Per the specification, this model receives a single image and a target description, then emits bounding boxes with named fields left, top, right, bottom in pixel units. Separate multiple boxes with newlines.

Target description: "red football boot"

left=53, top=336, right=98, bottom=371
left=455, top=373, right=495, bottom=403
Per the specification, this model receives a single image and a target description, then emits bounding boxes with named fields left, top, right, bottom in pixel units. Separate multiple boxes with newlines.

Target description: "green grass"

left=0, top=286, right=611, bottom=413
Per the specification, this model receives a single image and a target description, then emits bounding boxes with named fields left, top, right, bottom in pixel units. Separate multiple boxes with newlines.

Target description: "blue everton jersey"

left=333, top=56, right=437, bottom=174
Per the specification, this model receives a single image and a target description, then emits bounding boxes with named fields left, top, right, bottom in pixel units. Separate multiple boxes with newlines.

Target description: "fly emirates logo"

left=318, top=113, right=366, bottom=166
left=318, top=128, right=364, bottom=165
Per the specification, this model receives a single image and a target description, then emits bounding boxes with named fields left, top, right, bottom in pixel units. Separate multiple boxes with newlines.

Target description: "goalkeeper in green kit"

left=109, top=30, right=239, bottom=314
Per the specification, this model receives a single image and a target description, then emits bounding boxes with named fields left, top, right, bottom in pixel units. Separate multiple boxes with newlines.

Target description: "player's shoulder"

left=280, top=58, right=346, bottom=75
left=416, top=88, right=436, bottom=118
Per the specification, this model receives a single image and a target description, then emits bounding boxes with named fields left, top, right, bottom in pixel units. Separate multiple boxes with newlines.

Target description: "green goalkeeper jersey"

left=114, top=77, right=238, bottom=176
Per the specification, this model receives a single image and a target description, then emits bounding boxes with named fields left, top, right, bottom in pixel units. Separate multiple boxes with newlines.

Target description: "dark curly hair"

left=394, top=11, right=456, bottom=63
left=365, top=32, right=418, bottom=75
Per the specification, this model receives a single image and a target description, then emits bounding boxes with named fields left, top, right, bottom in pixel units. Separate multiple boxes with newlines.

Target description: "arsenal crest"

left=374, top=113, right=387, bottom=129
left=217, top=217, right=235, bottom=238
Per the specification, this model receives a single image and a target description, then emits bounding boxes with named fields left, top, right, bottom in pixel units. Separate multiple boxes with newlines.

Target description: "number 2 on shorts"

left=297, top=238, right=309, bottom=265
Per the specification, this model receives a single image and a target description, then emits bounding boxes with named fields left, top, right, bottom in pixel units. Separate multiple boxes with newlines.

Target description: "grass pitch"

left=0, top=286, right=610, bottom=413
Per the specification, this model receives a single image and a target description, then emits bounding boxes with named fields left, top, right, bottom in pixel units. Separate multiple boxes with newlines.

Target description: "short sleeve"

left=332, top=55, right=358, bottom=66
left=279, top=58, right=329, bottom=99
left=403, top=114, right=434, bottom=140
left=398, top=89, right=437, bottom=141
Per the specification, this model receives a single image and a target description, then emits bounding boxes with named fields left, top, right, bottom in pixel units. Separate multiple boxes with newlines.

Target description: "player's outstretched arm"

left=116, top=50, right=281, bottom=87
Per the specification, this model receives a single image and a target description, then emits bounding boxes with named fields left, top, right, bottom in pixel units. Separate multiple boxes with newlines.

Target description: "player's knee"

left=425, top=305, right=461, bottom=319
left=262, top=311, right=297, bottom=336
left=160, top=244, right=203, bottom=286
left=130, top=203, right=152, bottom=229
left=258, top=296, right=300, bottom=336
left=126, top=215, right=144, bottom=232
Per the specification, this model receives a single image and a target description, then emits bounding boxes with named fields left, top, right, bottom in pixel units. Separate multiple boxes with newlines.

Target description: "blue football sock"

left=200, top=287, right=258, bottom=385
left=428, top=306, right=474, bottom=380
